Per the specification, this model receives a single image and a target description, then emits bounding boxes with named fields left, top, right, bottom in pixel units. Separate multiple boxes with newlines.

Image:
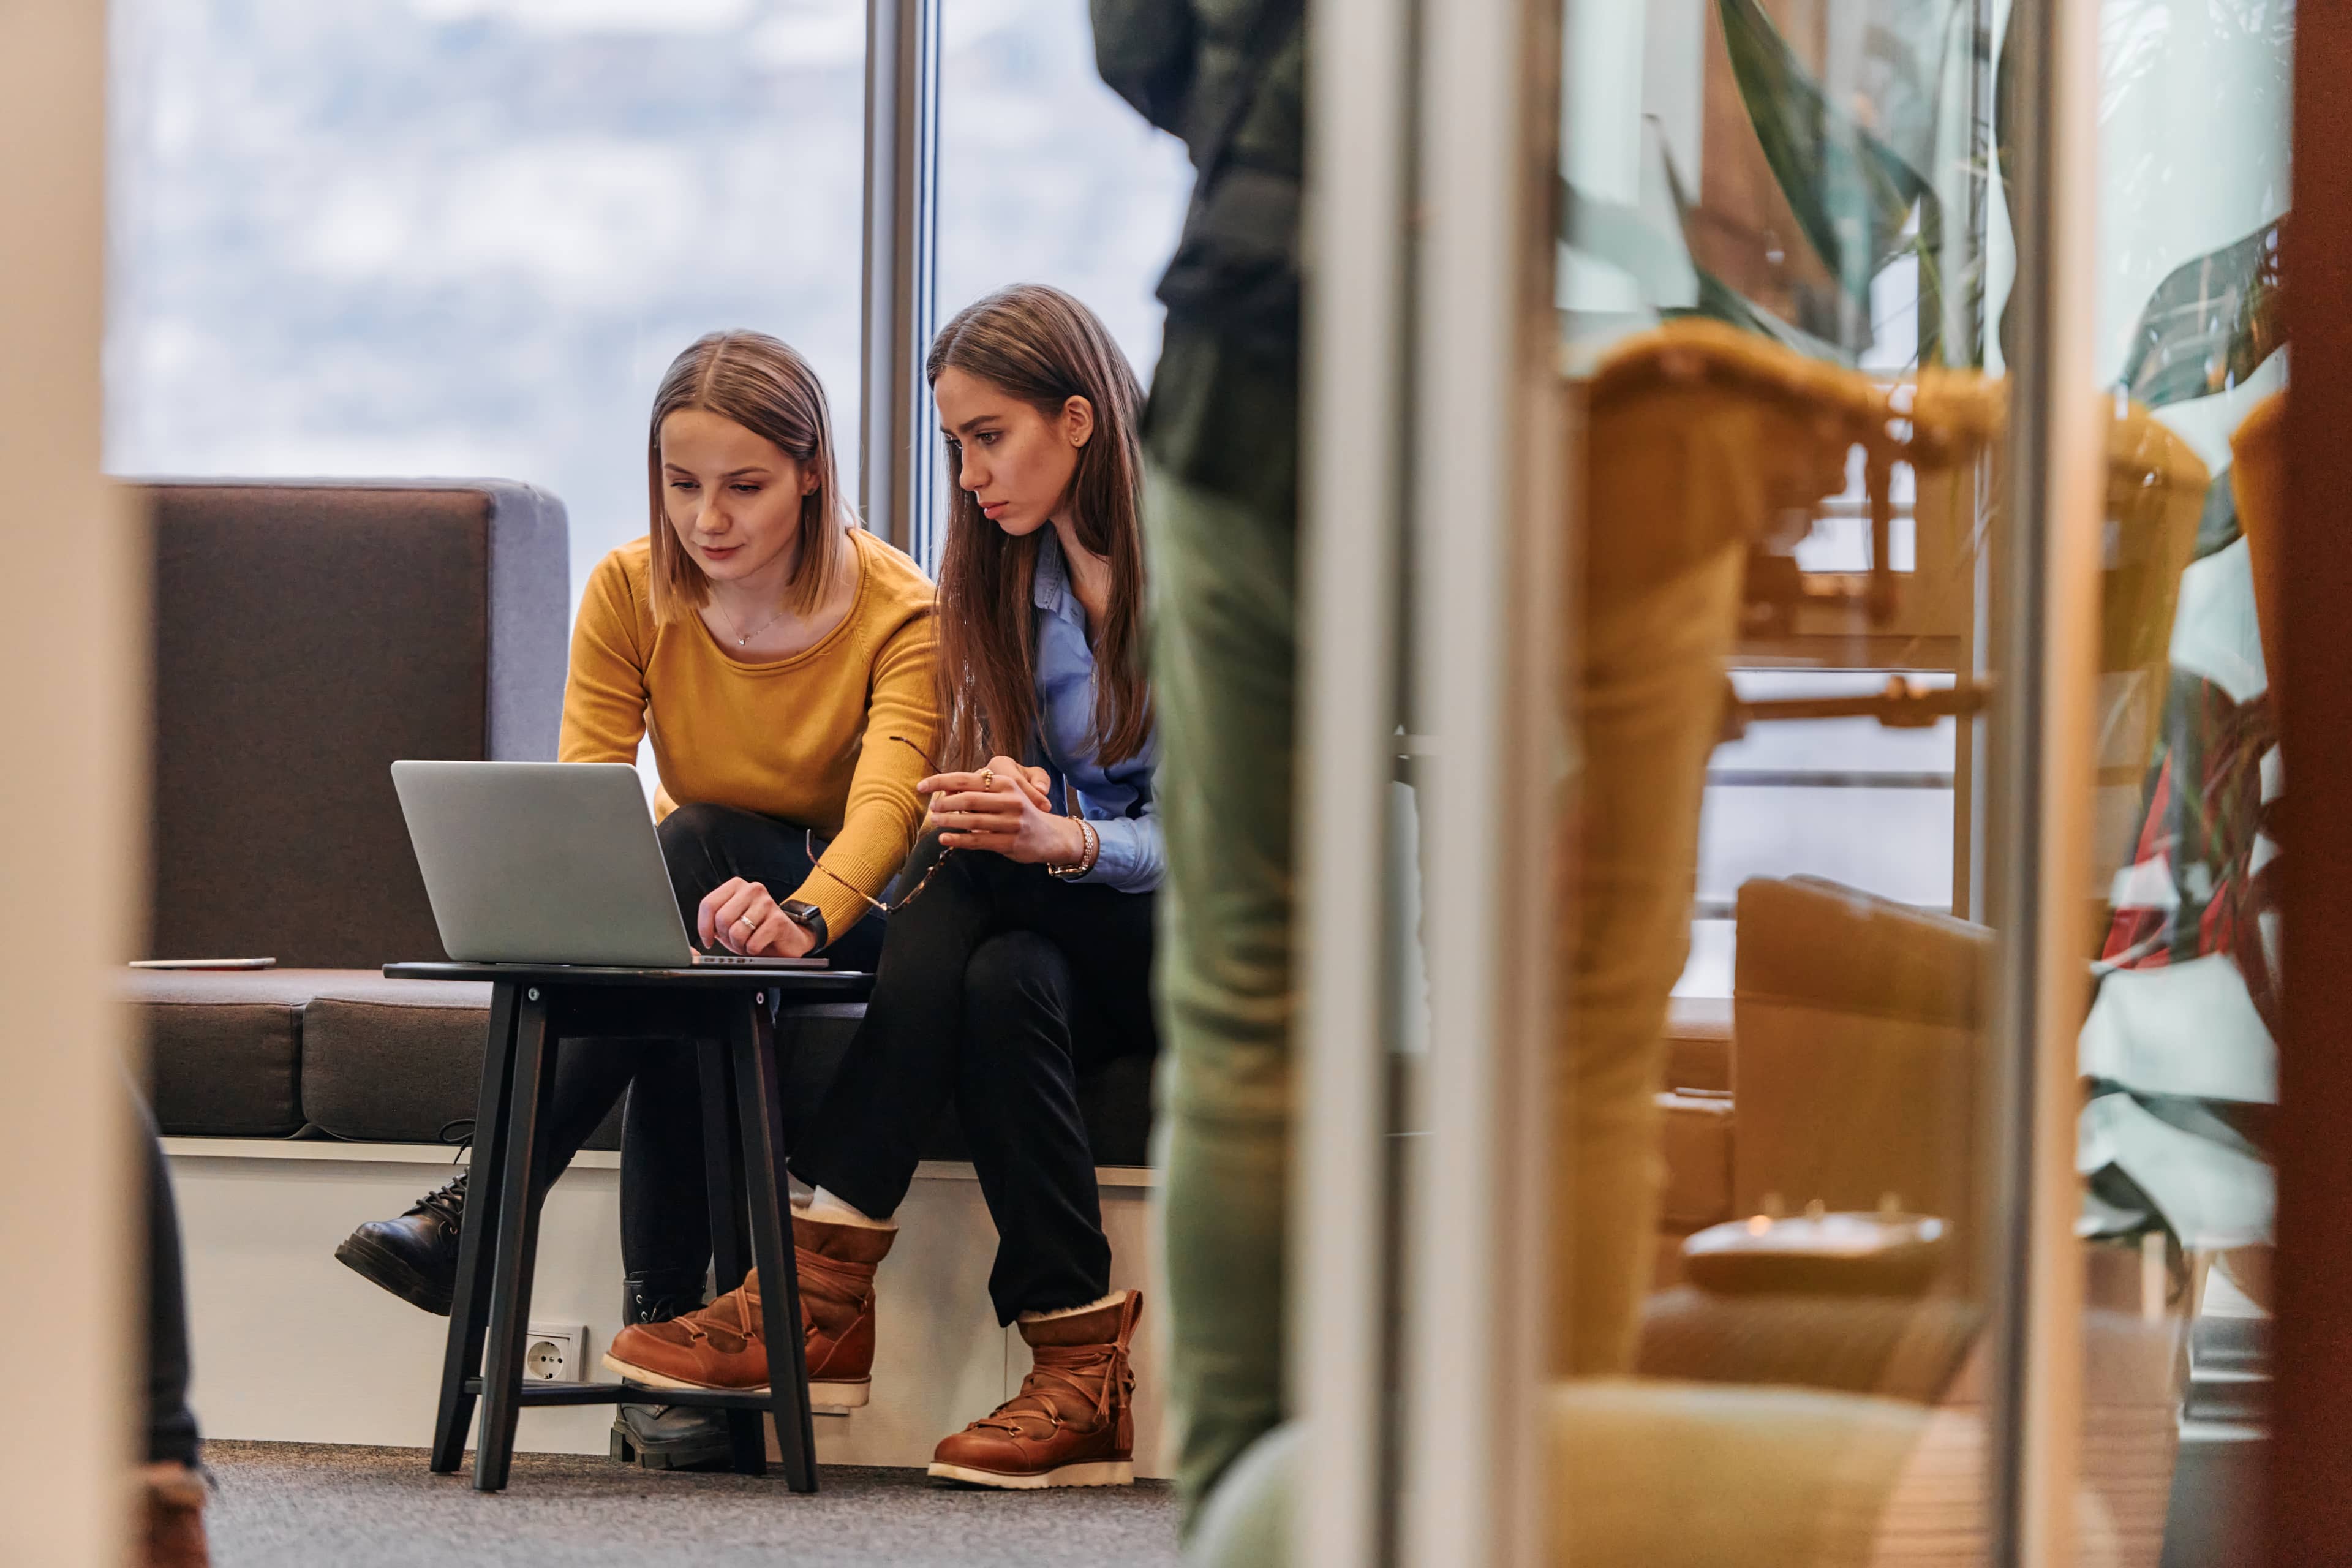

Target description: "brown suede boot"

left=601, top=1212, right=895, bottom=1407
left=928, top=1290, right=1142, bottom=1490
left=139, top=1463, right=210, bottom=1568
left=791, top=1212, right=897, bottom=1408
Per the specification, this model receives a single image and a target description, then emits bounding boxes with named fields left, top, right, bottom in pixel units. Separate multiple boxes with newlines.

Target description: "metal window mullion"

left=1402, top=0, right=1561, bottom=1564
left=1295, top=0, right=1415, bottom=1559
left=859, top=0, right=939, bottom=560
left=1983, top=0, right=2103, bottom=1562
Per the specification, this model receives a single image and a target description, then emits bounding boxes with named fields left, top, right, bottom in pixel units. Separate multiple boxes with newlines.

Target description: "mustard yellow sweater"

left=559, top=527, right=938, bottom=943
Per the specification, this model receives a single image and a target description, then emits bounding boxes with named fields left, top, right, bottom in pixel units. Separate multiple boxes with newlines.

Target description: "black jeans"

left=528, top=802, right=886, bottom=1287
left=787, top=850, right=1159, bottom=1324
left=141, top=1097, right=201, bottom=1468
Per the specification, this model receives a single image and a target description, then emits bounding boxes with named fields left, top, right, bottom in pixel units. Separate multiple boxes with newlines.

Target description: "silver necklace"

left=718, top=600, right=789, bottom=647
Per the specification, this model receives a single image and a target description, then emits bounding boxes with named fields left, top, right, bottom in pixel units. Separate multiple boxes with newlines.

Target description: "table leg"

left=430, top=981, right=520, bottom=1474
left=732, top=989, right=818, bottom=1493
left=473, top=985, right=554, bottom=1492
left=698, top=1033, right=764, bottom=1475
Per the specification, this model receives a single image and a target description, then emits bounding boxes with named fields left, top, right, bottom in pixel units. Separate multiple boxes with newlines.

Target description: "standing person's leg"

left=137, top=1098, right=210, bottom=1568
left=1147, top=462, right=1300, bottom=1529
left=141, top=1100, right=199, bottom=1471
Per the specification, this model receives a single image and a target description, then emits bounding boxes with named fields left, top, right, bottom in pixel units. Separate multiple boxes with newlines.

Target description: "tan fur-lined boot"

left=601, top=1212, right=895, bottom=1406
left=928, top=1290, right=1142, bottom=1489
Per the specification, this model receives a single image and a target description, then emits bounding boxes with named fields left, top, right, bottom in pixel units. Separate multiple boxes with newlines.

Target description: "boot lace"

left=405, top=1118, right=475, bottom=1225
left=674, top=1281, right=763, bottom=1353
left=794, top=1251, right=876, bottom=1307
left=971, top=1341, right=1133, bottom=1439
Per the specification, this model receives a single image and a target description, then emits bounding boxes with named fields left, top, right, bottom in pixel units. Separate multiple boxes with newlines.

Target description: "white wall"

left=168, top=1143, right=1170, bottom=1476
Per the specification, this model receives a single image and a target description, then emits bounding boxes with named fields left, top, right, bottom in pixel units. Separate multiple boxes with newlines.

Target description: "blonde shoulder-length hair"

left=644, top=330, right=850, bottom=624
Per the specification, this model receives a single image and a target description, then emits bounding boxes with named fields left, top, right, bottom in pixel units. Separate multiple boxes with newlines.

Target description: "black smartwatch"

left=778, top=899, right=828, bottom=952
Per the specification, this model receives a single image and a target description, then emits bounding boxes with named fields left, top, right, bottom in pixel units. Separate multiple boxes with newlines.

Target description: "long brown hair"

left=926, top=285, right=1153, bottom=768
left=644, top=330, right=847, bottom=624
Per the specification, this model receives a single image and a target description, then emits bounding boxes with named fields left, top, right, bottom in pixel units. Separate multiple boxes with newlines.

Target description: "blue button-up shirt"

left=1029, top=530, right=1163, bottom=894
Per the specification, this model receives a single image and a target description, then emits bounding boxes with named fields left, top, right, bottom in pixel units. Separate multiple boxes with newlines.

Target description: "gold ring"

left=979, top=768, right=995, bottom=789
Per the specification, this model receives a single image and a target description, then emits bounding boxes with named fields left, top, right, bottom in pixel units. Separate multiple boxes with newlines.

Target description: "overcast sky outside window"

left=108, top=0, right=1187, bottom=611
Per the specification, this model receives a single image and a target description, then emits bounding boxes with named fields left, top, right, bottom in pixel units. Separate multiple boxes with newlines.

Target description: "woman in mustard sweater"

left=334, top=329, right=937, bottom=1468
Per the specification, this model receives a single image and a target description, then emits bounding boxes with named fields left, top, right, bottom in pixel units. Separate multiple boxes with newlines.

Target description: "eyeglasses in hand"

left=802, top=735, right=954, bottom=914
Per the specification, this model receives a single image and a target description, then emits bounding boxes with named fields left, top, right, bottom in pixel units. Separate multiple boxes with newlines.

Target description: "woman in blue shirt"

left=606, top=285, right=1161, bottom=1491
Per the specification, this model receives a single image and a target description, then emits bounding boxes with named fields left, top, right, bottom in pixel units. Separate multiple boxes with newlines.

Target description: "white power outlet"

left=523, top=1322, right=587, bottom=1384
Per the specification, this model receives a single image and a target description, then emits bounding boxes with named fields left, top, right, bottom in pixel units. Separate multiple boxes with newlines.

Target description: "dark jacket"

left=1091, top=0, right=1305, bottom=510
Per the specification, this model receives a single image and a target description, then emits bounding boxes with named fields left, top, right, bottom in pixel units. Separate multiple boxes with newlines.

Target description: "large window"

left=934, top=0, right=1193, bottom=391
left=108, top=0, right=1195, bottom=595
left=108, top=0, right=872, bottom=611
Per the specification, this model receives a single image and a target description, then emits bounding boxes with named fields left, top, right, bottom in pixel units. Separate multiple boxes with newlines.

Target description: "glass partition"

left=1298, top=0, right=2290, bottom=1560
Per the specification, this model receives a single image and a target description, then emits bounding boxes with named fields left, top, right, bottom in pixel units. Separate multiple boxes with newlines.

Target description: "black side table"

left=384, top=962, right=872, bottom=1493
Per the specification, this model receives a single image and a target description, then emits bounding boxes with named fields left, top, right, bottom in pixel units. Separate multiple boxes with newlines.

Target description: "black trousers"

left=141, top=1096, right=201, bottom=1468
left=786, top=850, right=1159, bottom=1324
left=529, top=802, right=886, bottom=1287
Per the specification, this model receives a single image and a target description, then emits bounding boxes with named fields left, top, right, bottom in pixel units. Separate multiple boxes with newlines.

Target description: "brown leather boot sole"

left=597, top=1350, right=872, bottom=1410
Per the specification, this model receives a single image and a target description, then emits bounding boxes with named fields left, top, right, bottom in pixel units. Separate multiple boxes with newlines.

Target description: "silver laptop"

left=391, top=761, right=826, bottom=969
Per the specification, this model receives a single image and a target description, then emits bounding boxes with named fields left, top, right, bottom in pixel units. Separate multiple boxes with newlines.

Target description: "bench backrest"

left=144, top=479, right=570, bottom=970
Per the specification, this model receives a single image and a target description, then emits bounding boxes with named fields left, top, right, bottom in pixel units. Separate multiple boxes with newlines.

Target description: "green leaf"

left=1714, top=0, right=1939, bottom=315
left=1559, top=176, right=1698, bottom=307
left=2117, top=218, right=2286, bottom=408
left=1855, top=0, right=1972, bottom=179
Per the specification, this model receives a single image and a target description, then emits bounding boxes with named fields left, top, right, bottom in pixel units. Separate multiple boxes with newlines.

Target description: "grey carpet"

left=203, top=1441, right=1183, bottom=1567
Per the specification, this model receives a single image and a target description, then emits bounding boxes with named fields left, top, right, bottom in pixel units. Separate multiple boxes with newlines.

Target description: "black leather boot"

left=611, top=1273, right=734, bottom=1472
left=333, top=1172, right=466, bottom=1316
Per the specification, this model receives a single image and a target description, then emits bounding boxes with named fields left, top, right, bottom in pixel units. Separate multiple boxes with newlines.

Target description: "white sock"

left=788, top=1174, right=816, bottom=1210
left=1017, top=1290, right=1126, bottom=1324
left=804, top=1186, right=893, bottom=1230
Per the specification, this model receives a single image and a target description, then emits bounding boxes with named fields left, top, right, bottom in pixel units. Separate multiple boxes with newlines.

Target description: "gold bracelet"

left=1049, top=816, right=1100, bottom=881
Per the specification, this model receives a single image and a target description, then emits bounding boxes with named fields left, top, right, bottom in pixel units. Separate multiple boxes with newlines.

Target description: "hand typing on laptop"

left=698, top=877, right=818, bottom=959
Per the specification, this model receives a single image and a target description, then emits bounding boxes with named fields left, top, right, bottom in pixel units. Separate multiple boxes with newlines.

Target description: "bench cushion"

left=298, top=971, right=619, bottom=1151
left=132, top=968, right=317, bottom=1137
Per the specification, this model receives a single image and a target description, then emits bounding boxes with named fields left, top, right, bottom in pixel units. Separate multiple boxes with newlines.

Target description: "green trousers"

left=1147, top=462, right=1300, bottom=1536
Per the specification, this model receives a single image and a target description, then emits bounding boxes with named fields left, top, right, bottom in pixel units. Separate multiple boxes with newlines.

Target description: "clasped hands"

left=921, top=755, right=1085, bottom=866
